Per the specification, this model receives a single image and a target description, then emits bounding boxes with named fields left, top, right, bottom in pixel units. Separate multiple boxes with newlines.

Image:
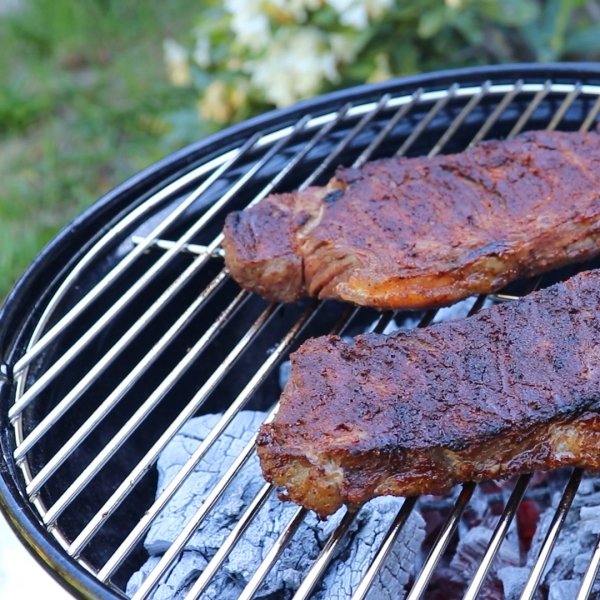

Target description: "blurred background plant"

left=0, top=0, right=196, bottom=300
left=165, top=0, right=600, bottom=140
left=1, top=0, right=600, bottom=301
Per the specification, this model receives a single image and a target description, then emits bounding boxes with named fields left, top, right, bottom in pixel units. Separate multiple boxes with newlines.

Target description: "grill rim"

left=3, top=61, right=600, bottom=599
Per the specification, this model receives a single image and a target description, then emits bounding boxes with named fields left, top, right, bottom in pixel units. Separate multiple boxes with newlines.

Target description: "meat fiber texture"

left=497, top=473, right=600, bottom=600
left=127, top=411, right=426, bottom=600
left=223, top=130, right=600, bottom=311
left=258, top=270, right=600, bottom=518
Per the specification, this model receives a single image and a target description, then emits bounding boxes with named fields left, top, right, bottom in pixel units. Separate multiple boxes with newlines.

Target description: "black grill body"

left=2, top=63, right=600, bottom=600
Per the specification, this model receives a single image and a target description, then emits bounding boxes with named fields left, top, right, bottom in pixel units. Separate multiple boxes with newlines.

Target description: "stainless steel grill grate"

left=5, top=68, right=600, bottom=599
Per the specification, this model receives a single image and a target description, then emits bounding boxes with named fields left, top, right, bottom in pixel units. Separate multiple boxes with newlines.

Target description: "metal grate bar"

left=43, top=288, right=255, bottom=527
left=182, top=482, right=276, bottom=600
left=251, top=105, right=350, bottom=200
left=407, top=482, right=477, bottom=600
left=130, top=235, right=225, bottom=258
left=97, top=300, right=325, bottom=580
left=64, top=297, right=280, bottom=545
left=350, top=496, right=419, bottom=600
left=25, top=267, right=229, bottom=496
left=580, top=93, right=600, bottom=133
left=463, top=474, right=533, bottom=600
left=507, top=80, right=552, bottom=138
left=236, top=506, right=308, bottom=600
left=395, top=83, right=459, bottom=157
left=519, top=469, right=584, bottom=600
left=427, top=80, right=491, bottom=157
left=547, top=82, right=582, bottom=131
left=292, top=509, right=358, bottom=600
left=577, top=530, right=600, bottom=599
left=354, top=88, right=423, bottom=166
left=11, top=133, right=260, bottom=380
left=301, top=93, right=392, bottom=189
left=468, top=80, right=524, bottom=147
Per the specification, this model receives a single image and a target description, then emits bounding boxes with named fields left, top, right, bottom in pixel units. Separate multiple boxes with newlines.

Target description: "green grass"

left=0, top=0, right=199, bottom=300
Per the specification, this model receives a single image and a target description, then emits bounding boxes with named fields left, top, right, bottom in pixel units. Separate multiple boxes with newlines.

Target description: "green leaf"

left=564, top=23, right=600, bottom=55
left=189, top=66, right=213, bottom=90
left=478, top=0, right=539, bottom=26
left=312, top=5, right=340, bottom=28
left=391, top=40, right=419, bottom=75
left=418, top=8, right=446, bottom=39
left=452, top=10, right=484, bottom=45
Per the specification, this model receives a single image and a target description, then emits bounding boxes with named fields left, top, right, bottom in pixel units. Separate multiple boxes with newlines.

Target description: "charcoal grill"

left=3, top=63, right=600, bottom=600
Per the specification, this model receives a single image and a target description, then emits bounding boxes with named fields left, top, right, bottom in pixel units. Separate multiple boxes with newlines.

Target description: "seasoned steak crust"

left=222, top=130, right=600, bottom=310
left=256, top=270, right=600, bottom=518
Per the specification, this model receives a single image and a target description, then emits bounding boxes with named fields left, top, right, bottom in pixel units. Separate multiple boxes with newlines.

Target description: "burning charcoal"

left=128, top=411, right=425, bottom=599
left=499, top=472, right=600, bottom=600
left=516, top=498, right=540, bottom=554
left=496, top=566, right=539, bottom=600
left=143, top=411, right=268, bottom=556
left=431, top=296, right=494, bottom=324
left=439, top=486, right=520, bottom=599
left=423, top=484, right=523, bottom=600
left=548, top=580, right=581, bottom=600
left=449, top=526, right=519, bottom=600
left=318, top=498, right=426, bottom=600
left=278, top=360, right=291, bottom=391
left=127, top=553, right=214, bottom=600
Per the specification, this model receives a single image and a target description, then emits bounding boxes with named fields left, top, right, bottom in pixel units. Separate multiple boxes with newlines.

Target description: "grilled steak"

left=257, top=270, right=600, bottom=518
left=223, top=130, right=600, bottom=310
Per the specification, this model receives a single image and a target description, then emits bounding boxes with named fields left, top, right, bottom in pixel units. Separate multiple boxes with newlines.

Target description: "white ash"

left=451, top=525, right=520, bottom=584
left=419, top=484, right=521, bottom=599
left=127, top=410, right=425, bottom=599
left=432, top=296, right=495, bottom=324
left=497, top=474, right=600, bottom=600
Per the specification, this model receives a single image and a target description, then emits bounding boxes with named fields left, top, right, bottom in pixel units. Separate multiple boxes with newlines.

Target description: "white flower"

left=225, top=0, right=271, bottom=51
left=192, top=35, right=211, bottom=68
left=325, top=0, right=393, bottom=30
left=247, top=27, right=339, bottom=107
left=330, top=32, right=360, bottom=63
left=269, top=0, right=322, bottom=22
left=163, top=38, right=191, bottom=87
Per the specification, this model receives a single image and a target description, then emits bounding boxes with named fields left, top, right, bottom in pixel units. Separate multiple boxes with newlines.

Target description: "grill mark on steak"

left=256, top=270, right=600, bottom=518
left=222, top=130, right=600, bottom=310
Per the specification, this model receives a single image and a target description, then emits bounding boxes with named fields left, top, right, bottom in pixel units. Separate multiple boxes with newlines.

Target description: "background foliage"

left=167, top=0, right=600, bottom=139
left=0, top=0, right=195, bottom=300
left=1, top=0, right=600, bottom=302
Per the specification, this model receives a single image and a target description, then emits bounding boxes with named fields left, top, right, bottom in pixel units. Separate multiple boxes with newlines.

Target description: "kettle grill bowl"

left=2, top=63, right=600, bottom=599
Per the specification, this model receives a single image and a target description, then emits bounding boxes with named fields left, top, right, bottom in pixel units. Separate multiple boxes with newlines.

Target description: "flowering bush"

left=164, top=0, right=600, bottom=135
